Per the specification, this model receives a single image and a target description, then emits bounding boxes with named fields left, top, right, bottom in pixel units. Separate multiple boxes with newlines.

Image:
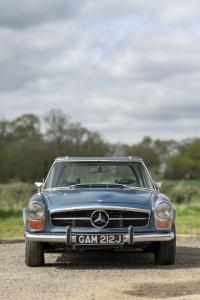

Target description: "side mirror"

left=155, top=182, right=162, bottom=191
left=35, top=182, right=43, bottom=189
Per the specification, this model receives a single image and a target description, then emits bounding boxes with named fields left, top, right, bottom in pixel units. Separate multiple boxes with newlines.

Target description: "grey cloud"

left=1, top=0, right=200, bottom=29
left=0, top=0, right=85, bottom=28
left=0, top=0, right=200, bottom=143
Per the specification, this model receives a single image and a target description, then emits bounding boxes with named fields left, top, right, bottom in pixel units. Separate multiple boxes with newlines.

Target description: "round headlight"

left=155, top=202, right=172, bottom=219
left=28, top=202, right=44, bottom=220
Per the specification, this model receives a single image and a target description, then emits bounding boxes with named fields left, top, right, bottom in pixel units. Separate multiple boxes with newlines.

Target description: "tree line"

left=0, top=109, right=199, bottom=182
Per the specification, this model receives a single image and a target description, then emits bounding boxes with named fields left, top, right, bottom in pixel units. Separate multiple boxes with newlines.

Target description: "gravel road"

left=0, top=237, right=200, bottom=300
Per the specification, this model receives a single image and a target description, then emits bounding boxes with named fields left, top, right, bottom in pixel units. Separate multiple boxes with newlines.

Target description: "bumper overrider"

left=25, top=226, right=175, bottom=245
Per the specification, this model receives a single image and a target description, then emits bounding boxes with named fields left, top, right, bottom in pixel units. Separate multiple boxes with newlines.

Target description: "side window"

left=142, top=167, right=154, bottom=189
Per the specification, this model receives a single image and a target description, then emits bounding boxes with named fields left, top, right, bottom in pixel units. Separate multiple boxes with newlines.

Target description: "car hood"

left=43, top=188, right=153, bottom=212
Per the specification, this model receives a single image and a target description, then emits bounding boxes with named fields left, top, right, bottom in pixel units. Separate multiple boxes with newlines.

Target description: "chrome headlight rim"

left=27, top=201, right=45, bottom=220
left=155, top=201, right=173, bottom=220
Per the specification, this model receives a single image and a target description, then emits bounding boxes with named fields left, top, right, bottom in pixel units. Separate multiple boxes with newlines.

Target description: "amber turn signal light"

left=155, top=218, right=172, bottom=230
left=27, top=219, right=45, bottom=231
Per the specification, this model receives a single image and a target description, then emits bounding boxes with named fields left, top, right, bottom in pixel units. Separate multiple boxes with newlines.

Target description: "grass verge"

left=175, top=205, right=200, bottom=235
left=0, top=182, right=32, bottom=238
left=0, top=211, right=24, bottom=238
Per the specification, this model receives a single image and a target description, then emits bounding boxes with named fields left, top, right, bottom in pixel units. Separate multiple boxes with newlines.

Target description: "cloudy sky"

left=0, top=0, right=200, bottom=143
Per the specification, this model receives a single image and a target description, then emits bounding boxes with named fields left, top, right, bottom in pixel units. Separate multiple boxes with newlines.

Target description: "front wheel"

left=25, top=238, right=44, bottom=267
left=154, top=234, right=176, bottom=265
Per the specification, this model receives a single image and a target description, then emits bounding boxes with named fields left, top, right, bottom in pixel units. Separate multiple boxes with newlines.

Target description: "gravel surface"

left=0, top=237, right=200, bottom=300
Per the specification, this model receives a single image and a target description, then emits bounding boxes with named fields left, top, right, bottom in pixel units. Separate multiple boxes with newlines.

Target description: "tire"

left=154, top=232, right=176, bottom=265
left=25, top=238, right=44, bottom=267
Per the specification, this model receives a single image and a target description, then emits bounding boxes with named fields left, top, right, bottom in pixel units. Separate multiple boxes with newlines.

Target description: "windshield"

left=44, top=162, right=155, bottom=190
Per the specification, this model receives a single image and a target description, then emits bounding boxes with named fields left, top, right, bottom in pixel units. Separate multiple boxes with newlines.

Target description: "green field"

left=0, top=181, right=200, bottom=238
left=173, top=179, right=200, bottom=187
left=0, top=182, right=32, bottom=238
left=0, top=212, right=24, bottom=238
left=175, top=204, right=200, bottom=235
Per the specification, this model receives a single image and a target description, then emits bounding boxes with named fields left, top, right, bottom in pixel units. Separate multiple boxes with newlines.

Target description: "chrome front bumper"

left=25, top=230, right=175, bottom=244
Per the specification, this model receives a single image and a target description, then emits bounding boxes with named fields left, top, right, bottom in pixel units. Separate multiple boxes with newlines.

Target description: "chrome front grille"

left=50, top=208, right=150, bottom=228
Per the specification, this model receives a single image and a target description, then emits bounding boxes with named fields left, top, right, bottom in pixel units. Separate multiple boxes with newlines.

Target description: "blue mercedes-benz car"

left=23, top=156, right=176, bottom=267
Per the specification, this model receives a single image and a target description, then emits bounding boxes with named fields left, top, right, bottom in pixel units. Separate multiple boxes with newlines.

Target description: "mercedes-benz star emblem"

left=91, top=210, right=109, bottom=228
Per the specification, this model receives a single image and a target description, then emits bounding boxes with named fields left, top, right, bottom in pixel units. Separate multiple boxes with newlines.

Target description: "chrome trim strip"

left=25, top=232, right=174, bottom=243
left=55, top=158, right=143, bottom=162
left=128, top=225, right=134, bottom=244
left=134, top=232, right=175, bottom=242
left=22, top=208, right=27, bottom=225
left=52, top=217, right=147, bottom=221
left=109, top=218, right=147, bottom=221
left=50, top=206, right=150, bottom=214
left=52, top=217, right=91, bottom=221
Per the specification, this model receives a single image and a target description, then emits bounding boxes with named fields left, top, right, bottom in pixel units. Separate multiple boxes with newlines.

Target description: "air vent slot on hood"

left=73, top=183, right=125, bottom=189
